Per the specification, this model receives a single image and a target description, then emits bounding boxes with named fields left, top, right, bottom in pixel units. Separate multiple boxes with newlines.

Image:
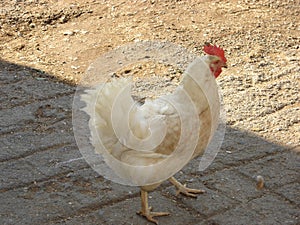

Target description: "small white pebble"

left=256, top=175, right=264, bottom=190
left=63, top=30, right=74, bottom=35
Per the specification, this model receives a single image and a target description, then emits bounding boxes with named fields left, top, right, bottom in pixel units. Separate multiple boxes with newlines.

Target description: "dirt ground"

left=1, top=0, right=299, bottom=146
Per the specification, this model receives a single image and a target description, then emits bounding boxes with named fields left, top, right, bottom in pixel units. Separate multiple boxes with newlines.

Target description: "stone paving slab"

left=24, top=144, right=85, bottom=177
left=0, top=130, right=74, bottom=162
left=61, top=192, right=201, bottom=225
left=1, top=186, right=78, bottom=225
left=0, top=61, right=299, bottom=225
left=200, top=168, right=263, bottom=203
left=206, top=194, right=299, bottom=225
left=0, top=95, right=73, bottom=134
left=0, top=159, right=46, bottom=190
left=275, top=183, right=300, bottom=206
left=239, top=151, right=299, bottom=189
left=0, top=73, right=74, bottom=110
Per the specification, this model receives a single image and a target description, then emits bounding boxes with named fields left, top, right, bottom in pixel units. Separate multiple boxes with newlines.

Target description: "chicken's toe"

left=169, top=177, right=205, bottom=198
left=175, top=185, right=205, bottom=198
left=137, top=210, right=170, bottom=225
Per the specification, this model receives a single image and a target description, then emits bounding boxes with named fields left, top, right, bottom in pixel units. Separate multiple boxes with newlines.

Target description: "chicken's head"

left=203, top=44, right=227, bottom=78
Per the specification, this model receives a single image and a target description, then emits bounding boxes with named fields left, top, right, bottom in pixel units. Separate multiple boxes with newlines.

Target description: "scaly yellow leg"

left=137, top=189, right=170, bottom=224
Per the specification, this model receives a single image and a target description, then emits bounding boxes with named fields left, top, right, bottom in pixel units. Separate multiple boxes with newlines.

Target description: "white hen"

left=81, top=44, right=227, bottom=224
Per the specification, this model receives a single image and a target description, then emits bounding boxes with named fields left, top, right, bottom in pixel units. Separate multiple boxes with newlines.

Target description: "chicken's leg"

left=137, top=189, right=170, bottom=224
left=169, top=177, right=205, bottom=198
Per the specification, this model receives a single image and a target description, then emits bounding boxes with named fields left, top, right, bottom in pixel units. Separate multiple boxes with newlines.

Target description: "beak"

left=223, top=63, right=228, bottom=68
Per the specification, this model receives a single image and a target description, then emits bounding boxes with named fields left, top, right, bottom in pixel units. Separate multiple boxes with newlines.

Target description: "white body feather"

left=81, top=56, right=220, bottom=187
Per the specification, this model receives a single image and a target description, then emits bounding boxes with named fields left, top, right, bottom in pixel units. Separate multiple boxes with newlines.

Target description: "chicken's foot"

left=169, top=177, right=205, bottom=198
left=137, top=189, right=170, bottom=224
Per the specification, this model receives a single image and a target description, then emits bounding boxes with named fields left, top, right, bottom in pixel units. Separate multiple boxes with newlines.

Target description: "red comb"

left=203, top=44, right=227, bottom=63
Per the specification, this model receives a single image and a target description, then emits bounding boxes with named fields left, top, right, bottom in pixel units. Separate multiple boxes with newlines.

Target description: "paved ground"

left=0, top=59, right=299, bottom=225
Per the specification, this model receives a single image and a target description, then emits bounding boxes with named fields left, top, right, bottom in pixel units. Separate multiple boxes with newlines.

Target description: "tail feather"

left=81, top=78, right=134, bottom=153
